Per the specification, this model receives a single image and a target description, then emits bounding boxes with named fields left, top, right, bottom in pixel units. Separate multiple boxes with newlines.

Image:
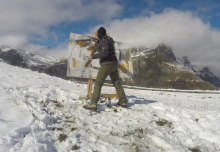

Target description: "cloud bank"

left=89, top=9, right=220, bottom=78
left=0, top=0, right=121, bottom=48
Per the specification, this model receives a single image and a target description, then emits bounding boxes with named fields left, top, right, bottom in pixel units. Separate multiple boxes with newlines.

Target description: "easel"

left=86, top=31, right=119, bottom=99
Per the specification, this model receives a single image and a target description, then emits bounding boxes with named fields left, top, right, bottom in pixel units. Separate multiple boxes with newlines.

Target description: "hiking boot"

left=83, top=104, right=97, bottom=111
left=116, top=102, right=127, bottom=108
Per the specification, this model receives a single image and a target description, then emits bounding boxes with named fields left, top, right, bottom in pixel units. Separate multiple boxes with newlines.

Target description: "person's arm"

left=88, top=42, right=98, bottom=60
left=92, top=41, right=109, bottom=59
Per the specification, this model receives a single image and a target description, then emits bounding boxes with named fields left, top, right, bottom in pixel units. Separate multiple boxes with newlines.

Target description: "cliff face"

left=0, top=48, right=27, bottom=67
left=30, top=60, right=69, bottom=79
left=125, top=45, right=216, bottom=90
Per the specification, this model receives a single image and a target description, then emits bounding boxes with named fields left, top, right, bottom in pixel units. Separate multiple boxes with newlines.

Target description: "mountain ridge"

left=0, top=45, right=219, bottom=90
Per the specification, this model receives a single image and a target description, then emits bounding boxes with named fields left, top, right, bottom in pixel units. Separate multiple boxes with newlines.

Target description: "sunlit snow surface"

left=0, top=62, right=220, bottom=152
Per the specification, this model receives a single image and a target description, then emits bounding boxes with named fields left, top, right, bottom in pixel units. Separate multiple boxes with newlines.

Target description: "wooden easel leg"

left=87, top=78, right=94, bottom=99
left=87, top=78, right=118, bottom=100
left=115, top=88, right=119, bottom=99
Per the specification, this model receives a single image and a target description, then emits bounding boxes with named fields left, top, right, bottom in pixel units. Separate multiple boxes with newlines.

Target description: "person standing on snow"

left=83, top=27, right=127, bottom=111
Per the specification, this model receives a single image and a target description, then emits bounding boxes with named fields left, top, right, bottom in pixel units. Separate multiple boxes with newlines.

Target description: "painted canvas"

left=67, top=33, right=134, bottom=80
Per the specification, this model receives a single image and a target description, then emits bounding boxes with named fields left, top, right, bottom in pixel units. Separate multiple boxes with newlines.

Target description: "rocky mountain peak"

left=128, top=44, right=216, bottom=90
left=180, top=56, right=190, bottom=66
left=154, top=44, right=176, bottom=63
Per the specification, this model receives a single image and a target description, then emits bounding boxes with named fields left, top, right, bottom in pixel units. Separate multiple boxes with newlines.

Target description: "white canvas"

left=67, top=33, right=134, bottom=80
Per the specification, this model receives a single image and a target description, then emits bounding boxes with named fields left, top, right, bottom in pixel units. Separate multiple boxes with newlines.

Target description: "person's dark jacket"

left=92, top=35, right=117, bottom=65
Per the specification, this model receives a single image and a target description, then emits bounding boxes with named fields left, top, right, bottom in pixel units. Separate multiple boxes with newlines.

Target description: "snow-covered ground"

left=0, top=62, right=220, bottom=152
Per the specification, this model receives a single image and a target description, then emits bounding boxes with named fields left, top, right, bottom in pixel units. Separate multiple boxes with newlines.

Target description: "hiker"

left=83, top=27, right=127, bottom=111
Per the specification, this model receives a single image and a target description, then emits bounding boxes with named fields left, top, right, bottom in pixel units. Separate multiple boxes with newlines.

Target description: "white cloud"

left=0, top=0, right=122, bottom=48
left=88, top=8, right=220, bottom=78
left=41, top=41, right=69, bottom=59
left=17, top=40, right=69, bottom=59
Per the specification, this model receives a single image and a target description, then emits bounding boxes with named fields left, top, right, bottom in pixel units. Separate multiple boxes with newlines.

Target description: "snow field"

left=0, top=62, right=220, bottom=152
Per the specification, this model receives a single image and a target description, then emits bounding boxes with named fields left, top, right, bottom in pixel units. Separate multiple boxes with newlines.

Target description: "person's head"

left=97, top=27, right=106, bottom=39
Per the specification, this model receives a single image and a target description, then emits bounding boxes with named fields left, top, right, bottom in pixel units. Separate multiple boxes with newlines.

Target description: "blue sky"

left=32, top=0, right=220, bottom=49
left=0, top=0, right=220, bottom=77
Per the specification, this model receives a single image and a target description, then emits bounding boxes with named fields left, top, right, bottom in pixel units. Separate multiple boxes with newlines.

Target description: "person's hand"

left=88, top=55, right=93, bottom=60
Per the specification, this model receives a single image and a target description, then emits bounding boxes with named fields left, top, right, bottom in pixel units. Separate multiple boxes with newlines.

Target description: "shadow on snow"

left=126, top=95, right=157, bottom=107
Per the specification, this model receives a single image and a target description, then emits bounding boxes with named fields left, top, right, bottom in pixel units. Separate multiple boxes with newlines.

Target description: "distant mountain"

left=0, top=46, right=68, bottom=79
left=0, top=46, right=56, bottom=66
left=193, top=66, right=220, bottom=89
left=0, top=45, right=218, bottom=90
left=125, top=45, right=216, bottom=90
left=176, top=56, right=220, bottom=89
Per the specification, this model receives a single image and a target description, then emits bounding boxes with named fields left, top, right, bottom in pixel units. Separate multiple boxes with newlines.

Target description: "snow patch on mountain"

left=0, top=45, right=16, bottom=52
left=131, top=46, right=156, bottom=55
left=176, top=57, right=195, bottom=73
left=193, top=66, right=208, bottom=77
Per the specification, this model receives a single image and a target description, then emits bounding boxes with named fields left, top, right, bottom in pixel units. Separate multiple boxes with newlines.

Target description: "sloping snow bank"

left=0, top=62, right=220, bottom=152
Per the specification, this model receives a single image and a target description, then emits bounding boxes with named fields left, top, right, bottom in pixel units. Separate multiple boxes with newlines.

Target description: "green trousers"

left=91, top=63, right=127, bottom=105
